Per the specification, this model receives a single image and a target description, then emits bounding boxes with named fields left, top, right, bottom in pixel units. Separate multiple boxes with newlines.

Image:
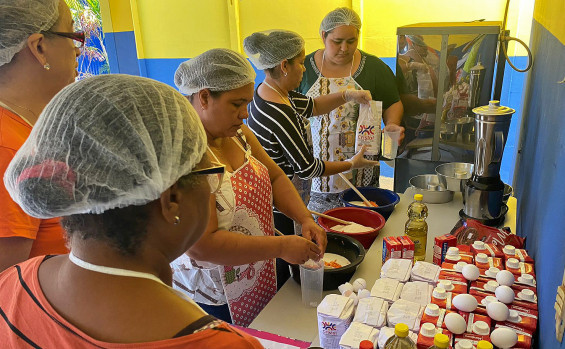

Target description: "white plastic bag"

left=355, top=100, right=382, bottom=156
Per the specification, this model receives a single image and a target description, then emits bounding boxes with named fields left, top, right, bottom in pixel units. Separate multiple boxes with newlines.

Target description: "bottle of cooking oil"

left=405, top=194, right=428, bottom=262
left=383, top=323, right=416, bottom=349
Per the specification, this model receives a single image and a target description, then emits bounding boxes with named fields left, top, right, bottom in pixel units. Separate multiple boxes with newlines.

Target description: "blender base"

left=459, top=204, right=508, bottom=227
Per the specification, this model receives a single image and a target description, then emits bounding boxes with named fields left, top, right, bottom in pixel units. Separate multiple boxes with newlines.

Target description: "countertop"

left=249, top=190, right=517, bottom=343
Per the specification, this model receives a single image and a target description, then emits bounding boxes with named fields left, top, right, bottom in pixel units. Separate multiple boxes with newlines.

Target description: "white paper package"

left=355, top=100, right=382, bottom=156
left=380, top=258, right=413, bottom=282
left=370, top=278, right=404, bottom=304
left=353, top=297, right=389, bottom=329
left=339, top=321, right=380, bottom=349
left=410, top=261, right=441, bottom=284
left=399, top=281, right=433, bottom=306
left=377, top=326, right=418, bottom=349
left=387, top=299, right=424, bottom=332
left=318, top=294, right=356, bottom=349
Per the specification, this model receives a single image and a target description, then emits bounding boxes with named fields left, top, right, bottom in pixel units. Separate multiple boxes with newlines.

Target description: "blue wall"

left=515, top=19, right=565, bottom=349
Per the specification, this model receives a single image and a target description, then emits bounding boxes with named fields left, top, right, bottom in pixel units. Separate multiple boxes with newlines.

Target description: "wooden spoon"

left=338, top=173, right=376, bottom=207
left=309, top=210, right=353, bottom=225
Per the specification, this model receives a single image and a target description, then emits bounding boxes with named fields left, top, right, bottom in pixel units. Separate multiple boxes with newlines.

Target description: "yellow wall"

left=100, top=0, right=134, bottom=33
left=533, top=0, right=565, bottom=44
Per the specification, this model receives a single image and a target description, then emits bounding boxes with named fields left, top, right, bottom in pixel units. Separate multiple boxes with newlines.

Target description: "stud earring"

left=43, top=63, right=51, bottom=70
left=283, top=72, right=287, bottom=77
left=173, top=216, right=181, bottom=225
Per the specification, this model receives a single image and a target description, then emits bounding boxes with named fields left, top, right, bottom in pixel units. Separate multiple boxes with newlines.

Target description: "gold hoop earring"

left=43, top=63, right=51, bottom=70
left=173, top=216, right=180, bottom=225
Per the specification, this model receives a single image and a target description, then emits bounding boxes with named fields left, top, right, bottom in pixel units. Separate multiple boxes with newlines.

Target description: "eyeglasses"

left=43, top=31, right=86, bottom=48
left=192, top=164, right=225, bottom=194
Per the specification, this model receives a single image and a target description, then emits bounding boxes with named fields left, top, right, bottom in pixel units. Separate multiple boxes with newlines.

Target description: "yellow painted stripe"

left=533, top=0, right=565, bottom=45
left=99, top=0, right=134, bottom=33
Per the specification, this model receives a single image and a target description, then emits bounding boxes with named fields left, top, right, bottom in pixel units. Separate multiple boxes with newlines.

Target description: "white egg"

left=487, top=301, right=510, bottom=321
left=352, top=278, right=367, bottom=292
left=358, top=289, right=371, bottom=299
left=462, top=264, right=480, bottom=281
left=452, top=293, right=478, bottom=312
left=495, top=285, right=515, bottom=304
left=496, top=270, right=515, bottom=286
left=490, top=327, right=518, bottom=348
left=338, top=282, right=354, bottom=295
left=444, top=312, right=467, bottom=334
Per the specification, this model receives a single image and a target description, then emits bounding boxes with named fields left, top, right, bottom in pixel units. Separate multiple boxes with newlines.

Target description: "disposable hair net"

left=174, top=48, right=256, bottom=95
left=243, top=30, right=304, bottom=70
left=0, top=0, right=59, bottom=67
left=4, top=74, right=207, bottom=219
left=319, top=7, right=361, bottom=37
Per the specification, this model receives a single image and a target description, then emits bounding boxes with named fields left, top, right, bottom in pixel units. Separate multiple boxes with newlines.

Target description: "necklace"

left=0, top=99, right=36, bottom=126
left=262, top=81, right=290, bottom=105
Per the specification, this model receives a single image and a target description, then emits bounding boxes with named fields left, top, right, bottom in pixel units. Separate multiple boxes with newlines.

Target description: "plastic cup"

left=382, top=128, right=401, bottom=159
left=299, top=259, right=324, bottom=307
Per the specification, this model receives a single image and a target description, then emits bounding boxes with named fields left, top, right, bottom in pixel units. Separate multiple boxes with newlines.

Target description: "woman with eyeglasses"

left=0, top=74, right=262, bottom=347
left=172, top=48, right=327, bottom=326
left=0, top=0, right=82, bottom=272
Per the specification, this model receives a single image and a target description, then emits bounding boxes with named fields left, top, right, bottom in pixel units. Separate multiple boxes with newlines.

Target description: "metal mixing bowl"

left=435, top=162, right=474, bottom=192
left=409, top=174, right=454, bottom=204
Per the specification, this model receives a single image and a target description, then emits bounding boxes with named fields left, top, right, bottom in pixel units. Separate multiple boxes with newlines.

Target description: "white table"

left=249, top=191, right=517, bottom=343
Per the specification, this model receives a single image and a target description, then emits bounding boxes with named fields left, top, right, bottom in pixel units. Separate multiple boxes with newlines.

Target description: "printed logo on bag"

left=322, top=321, right=337, bottom=335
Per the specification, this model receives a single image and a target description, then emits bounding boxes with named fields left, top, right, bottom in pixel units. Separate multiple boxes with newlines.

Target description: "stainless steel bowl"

left=503, top=183, right=513, bottom=203
left=435, top=162, right=474, bottom=192
left=409, top=174, right=454, bottom=204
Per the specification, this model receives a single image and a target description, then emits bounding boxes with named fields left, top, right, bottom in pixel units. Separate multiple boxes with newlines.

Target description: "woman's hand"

left=344, top=89, right=372, bottom=104
left=300, top=218, right=327, bottom=257
left=279, top=235, right=322, bottom=264
left=348, top=145, right=379, bottom=169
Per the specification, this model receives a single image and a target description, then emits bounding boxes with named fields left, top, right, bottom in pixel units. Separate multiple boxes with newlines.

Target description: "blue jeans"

left=197, top=302, right=232, bottom=323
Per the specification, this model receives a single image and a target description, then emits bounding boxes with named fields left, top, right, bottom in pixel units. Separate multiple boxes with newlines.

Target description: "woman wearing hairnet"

left=0, top=74, right=262, bottom=348
left=0, top=0, right=82, bottom=272
left=297, top=7, right=405, bottom=213
left=172, top=48, right=327, bottom=326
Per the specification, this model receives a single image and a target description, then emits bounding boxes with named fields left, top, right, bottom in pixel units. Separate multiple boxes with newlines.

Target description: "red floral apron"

left=219, top=136, right=277, bottom=327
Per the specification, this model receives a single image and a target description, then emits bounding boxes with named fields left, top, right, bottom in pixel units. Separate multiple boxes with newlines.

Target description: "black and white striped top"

left=248, top=85, right=325, bottom=180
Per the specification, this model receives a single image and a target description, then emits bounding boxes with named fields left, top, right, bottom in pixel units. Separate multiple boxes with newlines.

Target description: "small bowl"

left=435, top=162, right=474, bottom=192
left=290, top=232, right=365, bottom=290
left=409, top=174, right=454, bottom=204
left=339, top=187, right=400, bottom=220
left=317, top=207, right=386, bottom=249
left=503, top=183, right=513, bottom=203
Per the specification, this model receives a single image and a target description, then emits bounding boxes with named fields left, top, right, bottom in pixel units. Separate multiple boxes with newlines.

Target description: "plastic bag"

left=449, top=219, right=525, bottom=249
left=355, top=100, right=382, bottom=156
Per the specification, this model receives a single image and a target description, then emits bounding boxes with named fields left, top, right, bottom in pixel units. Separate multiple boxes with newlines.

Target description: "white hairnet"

left=319, top=7, right=361, bottom=37
left=4, top=74, right=207, bottom=219
left=0, top=0, right=60, bottom=67
left=174, top=48, right=256, bottom=95
left=243, top=30, right=304, bottom=70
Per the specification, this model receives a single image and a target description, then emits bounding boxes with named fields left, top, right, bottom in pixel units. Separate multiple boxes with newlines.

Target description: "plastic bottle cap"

left=425, top=303, right=440, bottom=316
left=438, top=280, right=455, bottom=291
left=394, top=323, right=409, bottom=337
left=421, top=322, right=436, bottom=337
left=481, top=295, right=497, bottom=306
left=359, top=340, right=374, bottom=349
left=507, top=258, right=520, bottom=269
left=477, top=340, right=494, bottom=349
left=484, top=280, right=499, bottom=292
left=456, top=339, right=474, bottom=349
left=486, top=267, right=500, bottom=277
left=508, top=310, right=521, bottom=322
left=454, top=262, right=467, bottom=271
left=433, top=287, right=447, bottom=299
left=447, top=247, right=460, bottom=256
left=476, top=253, right=489, bottom=264
left=518, top=289, right=536, bottom=301
left=472, top=321, right=490, bottom=335
left=503, top=245, right=516, bottom=255
left=518, top=274, right=534, bottom=285
left=414, top=194, right=423, bottom=201
left=433, top=333, right=450, bottom=348
left=473, top=241, right=486, bottom=249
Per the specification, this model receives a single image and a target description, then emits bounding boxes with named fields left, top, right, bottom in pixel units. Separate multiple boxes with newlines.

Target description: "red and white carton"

left=438, top=270, right=468, bottom=294
left=477, top=267, right=501, bottom=280
left=470, top=279, right=499, bottom=295
left=444, top=247, right=474, bottom=264
left=502, top=245, right=534, bottom=263
left=431, top=287, right=455, bottom=310
left=473, top=253, right=503, bottom=270
left=510, top=303, right=538, bottom=318
left=454, top=333, right=490, bottom=348
left=494, top=323, right=533, bottom=348
left=458, top=311, right=492, bottom=333
left=512, top=280, right=537, bottom=294
left=421, top=304, right=455, bottom=329
left=434, top=234, right=457, bottom=265
left=470, top=240, right=504, bottom=258
left=417, top=323, right=453, bottom=349
left=498, top=308, right=537, bottom=333
left=382, top=237, right=402, bottom=263
left=505, top=258, right=535, bottom=276
left=398, top=236, right=415, bottom=260
left=468, top=291, right=497, bottom=316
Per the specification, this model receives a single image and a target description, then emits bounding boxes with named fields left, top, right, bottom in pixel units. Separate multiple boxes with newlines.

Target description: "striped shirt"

left=248, top=86, right=325, bottom=180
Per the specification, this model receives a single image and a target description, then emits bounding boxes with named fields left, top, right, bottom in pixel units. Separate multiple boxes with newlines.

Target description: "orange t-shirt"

left=0, top=257, right=264, bottom=348
left=0, top=106, right=67, bottom=257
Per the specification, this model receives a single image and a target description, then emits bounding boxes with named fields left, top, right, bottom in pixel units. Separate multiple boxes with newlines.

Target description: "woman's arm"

left=383, top=100, right=405, bottom=143
left=312, top=90, right=372, bottom=116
